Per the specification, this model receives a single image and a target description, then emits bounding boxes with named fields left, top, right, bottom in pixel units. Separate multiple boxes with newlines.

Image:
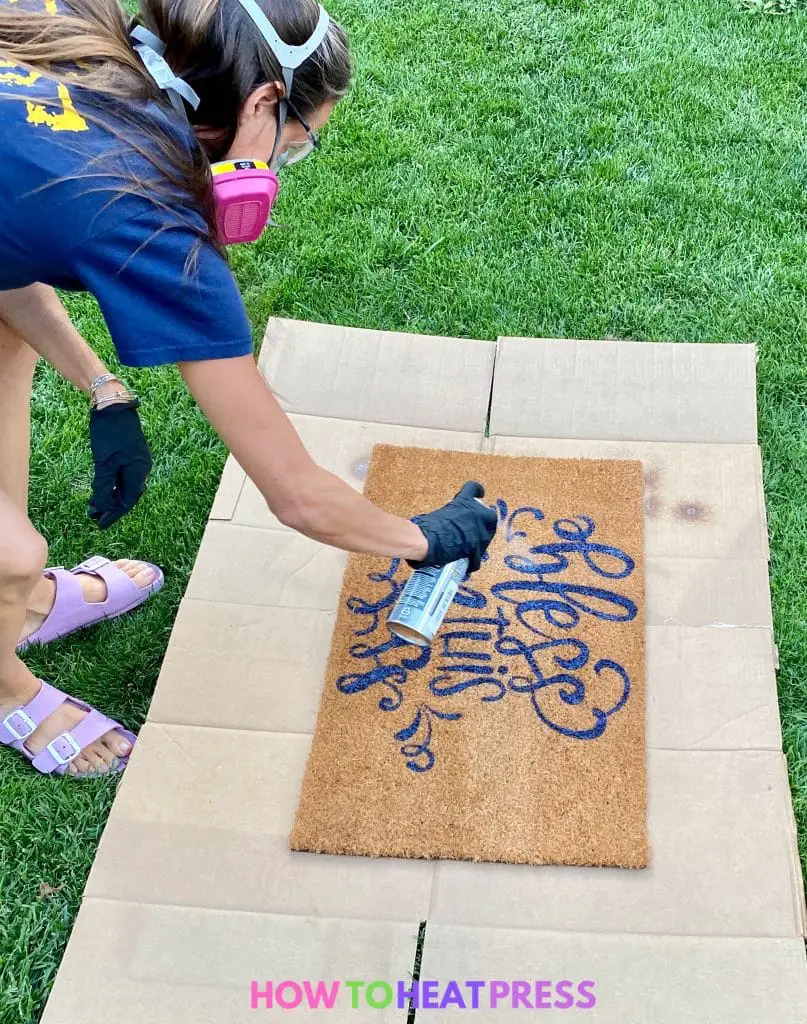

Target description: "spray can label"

left=387, top=558, right=469, bottom=646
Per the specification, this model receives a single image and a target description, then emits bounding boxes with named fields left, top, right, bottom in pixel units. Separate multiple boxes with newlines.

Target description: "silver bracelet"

left=93, top=390, right=138, bottom=410
left=89, top=373, right=122, bottom=397
left=90, top=373, right=138, bottom=409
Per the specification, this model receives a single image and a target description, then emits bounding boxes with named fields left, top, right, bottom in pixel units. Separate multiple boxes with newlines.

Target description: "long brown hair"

left=0, top=0, right=351, bottom=251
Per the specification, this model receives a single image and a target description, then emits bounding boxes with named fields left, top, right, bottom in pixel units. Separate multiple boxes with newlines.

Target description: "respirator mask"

left=131, top=0, right=331, bottom=245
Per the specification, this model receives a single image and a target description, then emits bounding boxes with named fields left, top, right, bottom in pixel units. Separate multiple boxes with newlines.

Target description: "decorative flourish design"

left=394, top=704, right=463, bottom=773
left=337, top=502, right=638, bottom=771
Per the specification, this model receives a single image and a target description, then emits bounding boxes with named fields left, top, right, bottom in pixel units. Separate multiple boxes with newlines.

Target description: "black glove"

left=88, top=400, right=152, bottom=530
left=409, top=481, right=498, bottom=573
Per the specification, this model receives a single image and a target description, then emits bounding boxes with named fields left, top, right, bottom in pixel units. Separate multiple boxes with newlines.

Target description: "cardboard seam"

left=649, top=555, right=770, bottom=566
left=143, top=716, right=315, bottom=737
left=647, top=745, right=783, bottom=752
left=164, top=597, right=339, bottom=615
left=287, top=411, right=489, bottom=436
left=80, top=891, right=431, bottom=925
left=278, top=408, right=494, bottom=432
left=418, top=921, right=807, bottom=944
left=209, top=471, right=246, bottom=523
left=754, top=449, right=772, bottom=563
left=420, top=919, right=806, bottom=941
left=202, top=520, right=291, bottom=536
left=484, top=338, right=502, bottom=438
left=646, top=555, right=770, bottom=564
left=80, top=894, right=428, bottom=928
left=140, top=721, right=314, bottom=741
left=180, top=593, right=341, bottom=611
left=75, top=894, right=804, bottom=942
left=777, top=752, right=807, bottom=937
left=654, top=624, right=772, bottom=630
left=493, top=432, right=762, bottom=446
left=490, top=436, right=763, bottom=454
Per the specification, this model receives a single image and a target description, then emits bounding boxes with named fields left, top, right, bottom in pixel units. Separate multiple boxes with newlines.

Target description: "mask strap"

left=234, top=0, right=330, bottom=134
left=131, top=25, right=201, bottom=119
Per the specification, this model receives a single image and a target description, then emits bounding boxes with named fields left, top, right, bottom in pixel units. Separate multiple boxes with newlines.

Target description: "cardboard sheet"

left=261, top=318, right=495, bottom=431
left=645, top=626, right=781, bottom=750
left=645, top=556, right=772, bottom=627
left=416, top=926, right=807, bottom=1022
left=493, top=437, right=768, bottom=560
left=85, top=723, right=434, bottom=922
left=185, top=523, right=347, bottom=609
left=40, top=322, right=806, bottom=1023
left=208, top=454, right=245, bottom=521
left=43, top=900, right=416, bottom=1024
left=187, top=526, right=772, bottom=627
left=490, top=337, right=758, bottom=442
left=151, top=600, right=337, bottom=733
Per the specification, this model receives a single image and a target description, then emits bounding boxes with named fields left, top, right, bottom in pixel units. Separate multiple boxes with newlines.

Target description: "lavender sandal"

left=17, top=556, right=164, bottom=653
left=0, top=680, right=136, bottom=778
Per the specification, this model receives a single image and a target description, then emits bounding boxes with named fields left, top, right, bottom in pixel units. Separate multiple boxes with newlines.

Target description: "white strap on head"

left=131, top=25, right=201, bottom=118
left=235, top=0, right=330, bottom=95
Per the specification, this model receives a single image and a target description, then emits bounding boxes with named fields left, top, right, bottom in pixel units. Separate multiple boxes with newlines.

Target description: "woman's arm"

left=0, top=284, right=153, bottom=528
left=0, top=284, right=124, bottom=404
left=180, top=354, right=430, bottom=560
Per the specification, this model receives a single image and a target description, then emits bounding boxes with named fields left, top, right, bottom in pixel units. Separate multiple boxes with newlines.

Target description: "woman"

left=0, top=0, right=497, bottom=779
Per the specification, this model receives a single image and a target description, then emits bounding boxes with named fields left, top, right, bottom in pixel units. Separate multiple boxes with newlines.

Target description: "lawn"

left=2, top=0, right=807, bottom=1020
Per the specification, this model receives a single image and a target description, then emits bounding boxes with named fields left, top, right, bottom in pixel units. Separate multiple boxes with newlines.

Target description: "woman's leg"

left=0, top=320, right=136, bottom=774
left=0, top=319, right=36, bottom=513
left=0, top=296, right=156, bottom=642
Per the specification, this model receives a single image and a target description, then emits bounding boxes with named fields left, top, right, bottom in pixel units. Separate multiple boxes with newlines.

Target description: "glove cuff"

left=406, top=516, right=433, bottom=569
left=90, top=398, right=141, bottom=420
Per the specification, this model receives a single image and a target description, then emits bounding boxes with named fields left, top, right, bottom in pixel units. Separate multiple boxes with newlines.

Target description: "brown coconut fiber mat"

left=291, top=446, right=648, bottom=868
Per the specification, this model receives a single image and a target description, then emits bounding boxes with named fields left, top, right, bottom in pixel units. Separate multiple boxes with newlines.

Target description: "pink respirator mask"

left=131, top=0, right=331, bottom=246
left=210, top=160, right=279, bottom=245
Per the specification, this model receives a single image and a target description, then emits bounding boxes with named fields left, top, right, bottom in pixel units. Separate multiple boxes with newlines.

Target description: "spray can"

left=387, top=558, right=469, bottom=646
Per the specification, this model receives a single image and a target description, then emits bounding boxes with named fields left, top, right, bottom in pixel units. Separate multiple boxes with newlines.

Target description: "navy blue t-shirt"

left=0, top=51, right=254, bottom=367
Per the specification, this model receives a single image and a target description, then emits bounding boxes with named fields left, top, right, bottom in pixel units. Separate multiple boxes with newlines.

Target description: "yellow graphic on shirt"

left=0, top=0, right=88, bottom=132
left=26, top=83, right=87, bottom=132
left=0, top=59, right=40, bottom=87
left=4, top=0, right=56, bottom=9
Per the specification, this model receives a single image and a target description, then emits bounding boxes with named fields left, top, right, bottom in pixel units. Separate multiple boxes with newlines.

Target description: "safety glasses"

left=271, top=98, right=320, bottom=169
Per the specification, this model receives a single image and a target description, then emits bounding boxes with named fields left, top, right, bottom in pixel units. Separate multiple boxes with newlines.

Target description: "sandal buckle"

left=2, top=708, right=37, bottom=742
left=47, top=732, right=82, bottom=766
left=77, top=556, right=108, bottom=573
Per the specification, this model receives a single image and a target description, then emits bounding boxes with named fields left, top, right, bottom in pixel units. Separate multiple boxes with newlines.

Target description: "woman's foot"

left=0, top=666, right=132, bottom=777
left=18, top=559, right=158, bottom=646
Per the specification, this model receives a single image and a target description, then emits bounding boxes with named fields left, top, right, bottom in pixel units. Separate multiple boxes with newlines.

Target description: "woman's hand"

left=0, top=284, right=153, bottom=528
left=410, top=481, right=498, bottom=571
left=88, top=399, right=152, bottom=529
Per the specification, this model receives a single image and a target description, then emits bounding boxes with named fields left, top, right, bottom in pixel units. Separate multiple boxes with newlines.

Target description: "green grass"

left=738, top=0, right=803, bottom=14
left=2, top=0, right=807, bottom=1019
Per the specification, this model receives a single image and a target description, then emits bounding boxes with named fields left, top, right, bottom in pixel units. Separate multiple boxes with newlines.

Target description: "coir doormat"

left=291, top=446, right=648, bottom=868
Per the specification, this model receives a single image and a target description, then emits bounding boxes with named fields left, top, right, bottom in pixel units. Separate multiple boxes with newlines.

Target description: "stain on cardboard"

left=291, top=445, right=648, bottom=869
left=643, top=466, right=661, bottom=490
left=674, top=500, right=711, bottom=524
left=644, top=494, right=664, bottom=518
